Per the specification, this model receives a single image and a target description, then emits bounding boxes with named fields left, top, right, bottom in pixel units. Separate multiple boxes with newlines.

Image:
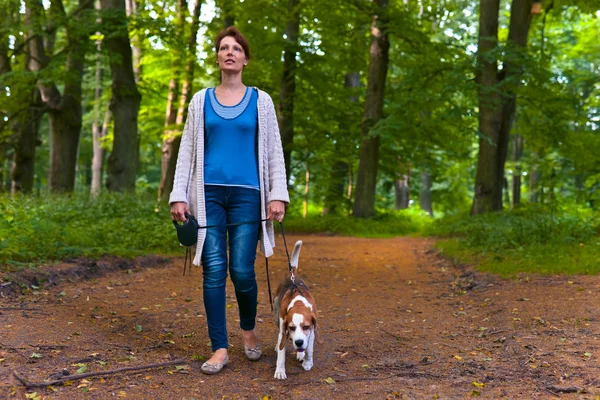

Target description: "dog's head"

left=282, top=299, right=318, bottom=353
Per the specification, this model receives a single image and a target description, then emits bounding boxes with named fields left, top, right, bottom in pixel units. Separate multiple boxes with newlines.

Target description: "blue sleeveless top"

left=203, top=87, right=259, bottom=190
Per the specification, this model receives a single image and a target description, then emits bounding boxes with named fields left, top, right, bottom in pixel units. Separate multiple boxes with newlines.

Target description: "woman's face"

left=217, top=36, right=247, bottom=73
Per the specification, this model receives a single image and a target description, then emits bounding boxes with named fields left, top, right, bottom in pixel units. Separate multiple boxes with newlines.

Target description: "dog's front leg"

left=274, top=318, right=287, bottom=379
left=302, top=329, right=315, bottom=371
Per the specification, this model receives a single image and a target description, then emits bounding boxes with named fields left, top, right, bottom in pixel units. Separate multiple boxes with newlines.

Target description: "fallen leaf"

left=117, top=390, right=127, bottom=397
left=472, top=381, right=485, bottom=388
left=453, top=355, right=463, bottom=361
left=76, top=364, right=88, bottom=374
left=30, top=352, right=42, bottom=359
left=584, top=352, right=593, bottom=357
left=135, top=324, right=142, bottom=332
left=324, top=377, right=336, bottom=385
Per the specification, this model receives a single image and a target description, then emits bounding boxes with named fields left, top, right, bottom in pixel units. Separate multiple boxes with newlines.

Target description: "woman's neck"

left=219, top=73, right=245, bottom=92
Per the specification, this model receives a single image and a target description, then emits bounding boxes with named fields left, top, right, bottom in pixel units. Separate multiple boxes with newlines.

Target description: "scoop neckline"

left=211, top=86, right=249, bottom=108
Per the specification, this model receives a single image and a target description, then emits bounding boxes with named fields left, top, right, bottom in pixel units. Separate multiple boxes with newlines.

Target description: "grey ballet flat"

left=244, top=343, right=262, bottom=361
left=200, top=355, right=229, bottom=375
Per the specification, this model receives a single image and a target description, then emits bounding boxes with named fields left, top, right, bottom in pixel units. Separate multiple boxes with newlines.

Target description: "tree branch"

left=12, top=358, right=187, bottom=388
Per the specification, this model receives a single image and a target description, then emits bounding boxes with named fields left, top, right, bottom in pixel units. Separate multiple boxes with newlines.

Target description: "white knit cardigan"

left=169, top=88, right=290, bottom=265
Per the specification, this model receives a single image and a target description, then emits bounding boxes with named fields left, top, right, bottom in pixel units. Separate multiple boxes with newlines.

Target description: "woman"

left=169, top=27, right=289, bottom=375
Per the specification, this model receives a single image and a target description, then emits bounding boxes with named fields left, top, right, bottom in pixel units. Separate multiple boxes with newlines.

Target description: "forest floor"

left=1, top=235, right=599, bottom=399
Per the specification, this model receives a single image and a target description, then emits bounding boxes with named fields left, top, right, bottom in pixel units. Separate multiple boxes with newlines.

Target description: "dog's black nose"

left=295, top=339, right=304, bottom=347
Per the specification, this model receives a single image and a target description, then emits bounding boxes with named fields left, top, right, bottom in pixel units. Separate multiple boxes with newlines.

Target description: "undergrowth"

left=0, top=194, right=429, bottom=271
left=0, top=193, right=182, bottom=270
left=427, top=205, right=600, bottom=276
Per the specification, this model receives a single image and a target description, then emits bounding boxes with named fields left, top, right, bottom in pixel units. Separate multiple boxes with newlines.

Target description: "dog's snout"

left=294, top=339, right=304, bottom=347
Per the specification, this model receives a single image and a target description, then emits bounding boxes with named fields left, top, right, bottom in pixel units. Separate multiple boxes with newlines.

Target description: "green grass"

left=3, top=192, right=598, bottom=277
left=0, top=193, right=430, bottom=272
left=0, top=193, right=182, bottom=270
left=429, top=206, right=600, bottom=277
left=282, top=209, right=431, bottom=238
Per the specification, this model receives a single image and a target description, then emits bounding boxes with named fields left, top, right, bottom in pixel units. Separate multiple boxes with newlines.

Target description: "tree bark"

left=220, top=0, right=235, bottom=28
left=322, top=72, right=359, bottom=215
left=394, top=173, right=410, bottom=210
left=352, top=0, right=390, bottom=218
left=1, top=6, right=42, bottom=194
left=102, top=0, right=141, bottom=192
left=471, top=0, right=532, bottom=214
left=91, top=0, right=106, bottom=196
left=158, top=0, right=202, bottom=202
left=419, top=171, right=433, bottom=216
left=125, top=0, right=142, bottom=82
left=278, top=0, right=300, bottom=185
left=10, top=89, right=42, bottom=194
left=25, top=0, right=93, bottom=193
left=511, top=134, right=523, bottom=207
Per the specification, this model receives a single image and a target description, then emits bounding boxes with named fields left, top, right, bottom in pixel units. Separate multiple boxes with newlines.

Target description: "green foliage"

left=283, top=208, right=431, bottom=238
left=428, top=206, right=600, bottom=275
left=0, top=193, right=181, bottom=269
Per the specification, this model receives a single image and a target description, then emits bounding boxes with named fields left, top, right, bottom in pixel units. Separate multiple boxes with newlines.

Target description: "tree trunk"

left=125, top=0, right=142, bottom=83
left=158, top=0, right=202, bottom=202
left=278, top=0, right=300, bottom=185
left=102, top=0, right=141, bottom=192
left=220, top=0, right=235, bottom=28
left=352, top=0, right=390, bottom=218
left=419, top=171, right=433, bottom=216
left=322, top=72, right=359, bottom=215
left=394, top=173, right=410, bottom=210
left=471, top=0, right=501, bottom=214
left=303, top=164, right=309, bottom=218
left=25, top=0, right=92, bottom=193
left=91, top=0, right=106, bottom=196
left=11, top=89, right=42, bottom=194
left=511, top=134, right=523, bottom=207
left=472, top=0, right=532, bottom=214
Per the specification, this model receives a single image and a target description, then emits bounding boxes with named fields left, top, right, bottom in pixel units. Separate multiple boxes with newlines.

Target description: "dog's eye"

left=302, top=326, right=310, bottom=331
left=289, top=326, right=296, bottom=331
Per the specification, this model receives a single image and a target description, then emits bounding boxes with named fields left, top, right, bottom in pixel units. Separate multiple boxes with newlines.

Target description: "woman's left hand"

left=267, top=201, right=286, bottom=222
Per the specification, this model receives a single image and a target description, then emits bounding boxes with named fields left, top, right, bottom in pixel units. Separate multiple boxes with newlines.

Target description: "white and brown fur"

left=273, top=240, right=320, bottom=379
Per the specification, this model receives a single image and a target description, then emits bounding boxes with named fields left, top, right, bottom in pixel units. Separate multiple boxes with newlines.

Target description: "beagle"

left=273, top=240, right=320, bottom=380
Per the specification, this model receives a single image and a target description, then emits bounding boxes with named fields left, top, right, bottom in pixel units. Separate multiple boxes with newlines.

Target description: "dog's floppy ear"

left=311, top=313, right=324, bottom=344
left=279, top=315, right=290, bottom=350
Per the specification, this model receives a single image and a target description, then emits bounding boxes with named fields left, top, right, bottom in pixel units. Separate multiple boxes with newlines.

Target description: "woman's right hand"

left=170, top=202, right=190, bottom=222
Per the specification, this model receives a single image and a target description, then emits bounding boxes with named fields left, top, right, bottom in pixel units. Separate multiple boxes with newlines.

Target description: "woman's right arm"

left=169, top=96, right=196, bottom=221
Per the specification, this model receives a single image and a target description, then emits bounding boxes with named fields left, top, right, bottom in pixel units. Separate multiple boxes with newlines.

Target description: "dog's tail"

left=290, top=240, right=303, bottom=270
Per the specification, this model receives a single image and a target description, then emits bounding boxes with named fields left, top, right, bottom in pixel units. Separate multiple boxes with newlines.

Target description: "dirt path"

left=1, top=236, right=599, bottom=399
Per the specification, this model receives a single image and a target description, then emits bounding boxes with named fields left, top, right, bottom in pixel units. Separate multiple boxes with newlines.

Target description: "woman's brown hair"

left=214, top=26, right=251, bottom=59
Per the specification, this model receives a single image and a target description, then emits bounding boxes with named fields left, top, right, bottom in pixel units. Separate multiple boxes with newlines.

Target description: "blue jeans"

left=201, top=185, right=261, bottom=351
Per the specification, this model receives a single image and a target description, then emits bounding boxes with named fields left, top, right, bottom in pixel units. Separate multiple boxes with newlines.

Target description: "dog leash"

left=182, top=219, right=294, bottom=313
left=183, top=218, right=269, bottom=276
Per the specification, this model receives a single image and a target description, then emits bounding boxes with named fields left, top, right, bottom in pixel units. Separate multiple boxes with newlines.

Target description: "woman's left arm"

left=265, top=97, right=289, bottom=203
left=265, top=96, right=290, bottom=220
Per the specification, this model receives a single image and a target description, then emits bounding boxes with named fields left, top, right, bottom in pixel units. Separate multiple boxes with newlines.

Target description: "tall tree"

left=471, top=0, right=533, bottom=214
left=91, top=0, right=109, bottom=196
left=24, top=0, right=93, bottom=193
left=125, top=0, right=142, bottom=82
left=322, top=72, right=359, bottom=215
left=352, top=0, right=390, bottom=218
left=279, top=0, right=300, bottom=184
left=101, top=0, right=141, bottom=192
left=158, top=0, right=202, bottom=202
